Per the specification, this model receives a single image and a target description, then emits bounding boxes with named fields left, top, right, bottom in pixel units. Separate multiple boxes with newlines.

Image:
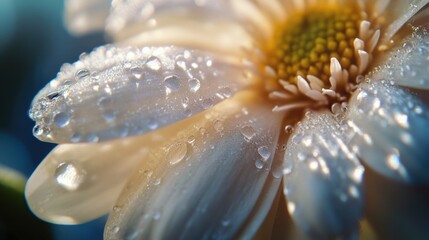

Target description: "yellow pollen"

left=268, top=5, right=362, bottom=85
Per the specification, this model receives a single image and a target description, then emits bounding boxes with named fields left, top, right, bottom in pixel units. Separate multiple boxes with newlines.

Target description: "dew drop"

left=214, top=120, right=223, bottom=133
left=146, top=56, right=162, bottom=71
left=164, top=75, right=181, bottom=92
left=187, top=135, right=196, bottom=144
left=255, top=159, right=264, bottom=169
left=257, top=146, right=271, bottom=161
left=55, top=162, right=85, bottom=191
left=129, top=66, right=143, bottom=80
left=284, top=125, right=293, bottom=134
left=112, top=226, right=120, bottom=234
left=46, top=91, right=61, bottom=101
left=166, top=142, right=188, bottom=165
left=75, top=68, right=90, bottom=80
left=33, top=125, right=44, bottom=136
left=147, top=119, right=158, bottom=130
left=221, top=219, right=230, bottom=227
left=240, top=125, right=256, bottom=141
left=201, top=98, right=213, bottom=109
left=153, top=178, right=162, bottom=186
left=188, top=78, right=201, bottom=92
left=98, top=97, right=112, bottom=109
left=53, top=112, right=71, bottom=127
left=102, top=110, right=117, bottom=122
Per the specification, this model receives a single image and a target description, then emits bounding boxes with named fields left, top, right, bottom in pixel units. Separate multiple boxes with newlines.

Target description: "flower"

left=25, top=0, right=429, bottom=239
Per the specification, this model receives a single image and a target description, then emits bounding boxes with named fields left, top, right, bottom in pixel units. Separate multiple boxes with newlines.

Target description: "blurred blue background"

left=0, top=0, right=106, bottom=239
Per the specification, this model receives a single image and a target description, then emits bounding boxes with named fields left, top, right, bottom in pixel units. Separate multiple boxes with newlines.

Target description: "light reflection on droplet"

left=55, top=162, right=85, bottom=191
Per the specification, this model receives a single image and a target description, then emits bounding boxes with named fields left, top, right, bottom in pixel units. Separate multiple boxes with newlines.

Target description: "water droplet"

left=113, top=205, right=121, bottom=212
left=199, top=127, right=207, bottom=135
left=129, top=66, right=143, bottom=80
left=153, top=178, right=162, bottom=186
left=218, top=87, right=232, bottom=98
left=146, top=56, right=162, bottom=71
left=53, top=112, right=71, bottom=127
left=55, top=162, right=85, bottom=191
left=201, top=98, right=213, bottom=109
left=188, top=78, right=201, bottom=92
left=75, top=69, right=90, bottom=80
left=46, top=91, right=61, bottom=101
left=240, top=125, right=256, bottom=141
left=166, top=142, right=188, bottom=165
left=187, top=135, right=196, bottom=144
left=147, top=119, right=158, bottom=130
left=284, top=125, right=293, bottom=133
left=112, top=226, right=120, bottom=234
left=102, top=110, right=117, bottom=122
left=214, top=120, right=223, bottom=132
left=153, top=211, right=161, bottom=220
left=255, top=159, right=264, bottom=169
left=272, top=165, right=283, bottom=178
left=257, top=146, right=270, bottom=161
left=98, top=97, right=112, bottom=109
left=221, top=219, right=230, bottom=227
left=164, top=75, right=181, bottom=93
left=33, top=125, right=44, bottom=136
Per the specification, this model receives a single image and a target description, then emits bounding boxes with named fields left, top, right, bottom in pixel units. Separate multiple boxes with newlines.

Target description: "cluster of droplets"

left=29, top=45, right=245, bottom=143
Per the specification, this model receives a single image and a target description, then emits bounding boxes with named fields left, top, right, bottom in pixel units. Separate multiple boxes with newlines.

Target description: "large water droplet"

left=166, top=142, right=188, bottom=165
left=164, top=75, right=181, bottom=93
left=53, top=112, right=71, bottom=127
left=55, top=162, right=85, bottom=191
left=188, top=78, right=201, bottom=92
left=146, top=56, right=162, bottom=71
left=257, top=146, right=271, bottom=161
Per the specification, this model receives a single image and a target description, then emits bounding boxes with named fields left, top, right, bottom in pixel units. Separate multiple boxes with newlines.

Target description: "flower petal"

left=104, top=91, right=284, bottom=240
left=371, top=29, right=429, bottom=89
left=346, top=80, right=429, bottom=183
left=29, top=45, right=257, bottom=143
left=64, top=0, right=111, bottom=35
left=25, top=138, right=147, bottom=224
left=373, top=0, right=429, bottom=45
left=106, top=0, right=277, bottom=54
left=283, top=111, right=364, bottom=239
left=236, top=133, right=289, bottom=238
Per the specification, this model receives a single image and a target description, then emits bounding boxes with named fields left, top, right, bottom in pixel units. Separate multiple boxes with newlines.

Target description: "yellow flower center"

left=264, top=4, right=380, bottom=114
left=269, top=6, right=361, bottom=83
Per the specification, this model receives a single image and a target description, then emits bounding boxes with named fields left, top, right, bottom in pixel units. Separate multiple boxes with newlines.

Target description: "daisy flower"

left=26, top=0, right=429, bottom=239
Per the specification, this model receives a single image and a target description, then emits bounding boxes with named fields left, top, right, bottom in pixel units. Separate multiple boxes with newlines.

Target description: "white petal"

left=29, top=45, right=257, bottom=143
left=25, top=138, right=147, bottom=224
left=106, top=0, right=273, bottom=54
left=104, top=91, right=284, bottom=240
left=346, top=80, right=429, bottom=183
left=237, top=132, right=289, bottom=238
left=283, top=111, right=364, bottom=239
left=371, top=29, right=429, bottom=89
left=64, top=0, right=111, bottom=35
left=374, top=0, right=429, bottom=45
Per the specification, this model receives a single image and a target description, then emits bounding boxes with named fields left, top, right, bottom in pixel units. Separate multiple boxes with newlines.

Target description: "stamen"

left=264, top=3, right=380, bottom=114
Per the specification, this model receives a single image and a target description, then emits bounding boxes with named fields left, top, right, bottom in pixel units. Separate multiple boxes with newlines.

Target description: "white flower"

left=26, top=0, right=429, bottom=239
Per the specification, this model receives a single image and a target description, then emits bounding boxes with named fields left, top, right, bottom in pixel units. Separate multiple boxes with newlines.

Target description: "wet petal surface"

left=29, top=45, right=257, bottom=143
left=25, top=137, right=150, bottom=224
left=346, top=80, right=429, bottom=183
left=283, top=111, right=364, bottom=239
left=104, top=91, right=284, bottom=240
left=372, top=29, right=429, bottom=89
